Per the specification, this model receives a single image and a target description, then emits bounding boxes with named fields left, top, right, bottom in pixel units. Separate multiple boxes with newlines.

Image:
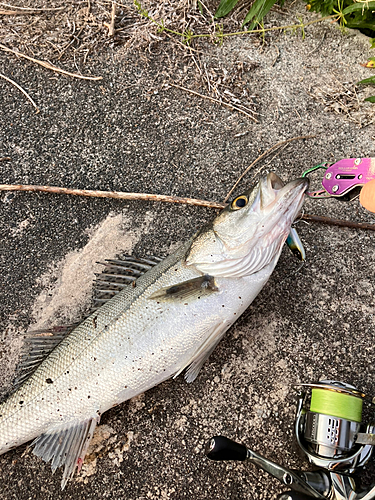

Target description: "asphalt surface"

left=0, top=4, right=375, bottom=499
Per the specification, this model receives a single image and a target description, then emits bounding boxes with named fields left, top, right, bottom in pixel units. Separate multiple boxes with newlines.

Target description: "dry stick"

left=169, top=83, right=258, bottom=123
left=104, top=2, right=117, bottom=36
left=0, top=9, right=28, bottom=14
left=0, top=8, right=65, bottom=14
left=299, top=213, right=375, bottom=232
left=0, top=184, right=226, bottom=210
left=0, top=184, right=374, bottom=231
left=224, top=134, right=316, bottom=202
left=0, top=73, right=40, bottom=113
left=0, top=44, right=102, bottom=81
left=0, top=3, right=65, bottom=11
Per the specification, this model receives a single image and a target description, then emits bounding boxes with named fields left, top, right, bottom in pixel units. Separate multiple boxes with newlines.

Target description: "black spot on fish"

left=46, top=378, right=53, bottom=384
left=93, top=316, right=98, bottom=328
left=88, top=395, right=91, bottom=399
left=19, top=401, right=24, bottom=405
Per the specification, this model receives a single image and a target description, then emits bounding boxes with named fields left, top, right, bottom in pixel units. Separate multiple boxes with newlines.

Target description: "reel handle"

left=277, top=493, right=318, bottom=500
left=205, top=436, right=247, bottom=461
left=206, top=436, right=327, bottom=499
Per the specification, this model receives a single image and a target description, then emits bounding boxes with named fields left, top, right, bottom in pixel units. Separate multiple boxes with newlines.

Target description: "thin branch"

left=1, top=183, right=375, bottom=232
left=0, top=8, right=63, bottom=14
left=298, top=213, right=375, bottom=232
left=0, top=184, right=226, bottom=209
left=0, top=73, right=40, bottom=113
left=104, top=2, right=116, bottom=36
left=169, top=83, right=258, bottom=122
left=0, top=44, right=102, bottom=81
left=224, top=135, right=316, bottom=202
left=0, top=3, right=65, bottom=11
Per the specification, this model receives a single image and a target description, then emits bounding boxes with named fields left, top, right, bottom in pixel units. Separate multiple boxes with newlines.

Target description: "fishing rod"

left=205, top=380, right=375, bottom=499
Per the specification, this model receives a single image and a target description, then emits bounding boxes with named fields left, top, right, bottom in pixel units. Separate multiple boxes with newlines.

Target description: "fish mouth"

left=259, top=173, right=309, bottom=217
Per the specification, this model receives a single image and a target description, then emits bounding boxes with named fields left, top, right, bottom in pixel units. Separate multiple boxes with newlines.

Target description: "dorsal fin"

left=92, top=254, right=162, bottom=309
left=3, top=324, right=79, bottom=400
left=3, top=254, right=163, bottom=400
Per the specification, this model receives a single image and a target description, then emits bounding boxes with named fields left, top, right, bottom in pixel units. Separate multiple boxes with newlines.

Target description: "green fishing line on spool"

left=310, top=388, right=363, bottom=423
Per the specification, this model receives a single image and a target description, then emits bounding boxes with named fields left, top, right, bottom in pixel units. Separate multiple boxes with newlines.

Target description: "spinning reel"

left=205, top=381, right=375, bottom=499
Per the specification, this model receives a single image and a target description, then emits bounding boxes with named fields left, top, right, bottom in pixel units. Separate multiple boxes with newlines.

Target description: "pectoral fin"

left=32, top=415, right=99, bottom=490
left=174, top=321, right=229, bottom=383
left=149, top=275, right=218, bottom=302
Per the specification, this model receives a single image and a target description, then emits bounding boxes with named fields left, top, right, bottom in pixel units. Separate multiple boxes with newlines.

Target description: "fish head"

left=186, top=173, right=309, bottom=277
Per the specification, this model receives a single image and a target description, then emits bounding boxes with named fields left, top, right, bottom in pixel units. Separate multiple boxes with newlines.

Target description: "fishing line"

left=310, top=388, right=363, bottom=423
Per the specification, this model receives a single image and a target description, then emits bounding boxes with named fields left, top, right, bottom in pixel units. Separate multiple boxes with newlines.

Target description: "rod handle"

left=205, top=436, right=247, bottom=461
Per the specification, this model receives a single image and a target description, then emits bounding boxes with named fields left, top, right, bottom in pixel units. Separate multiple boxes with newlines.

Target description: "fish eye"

left=231, top=195, right=248, bottom=210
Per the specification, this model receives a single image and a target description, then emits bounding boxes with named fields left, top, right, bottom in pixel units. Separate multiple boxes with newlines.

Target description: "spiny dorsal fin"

left=32, top=416, right=99, bottom=490
left=92, top=254, right=162, bottom=309
left=5, top=254, right=163, bottom=399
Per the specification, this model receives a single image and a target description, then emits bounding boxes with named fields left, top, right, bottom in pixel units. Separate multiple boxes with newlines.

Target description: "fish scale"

left=0, top=173, right=308, bottom=489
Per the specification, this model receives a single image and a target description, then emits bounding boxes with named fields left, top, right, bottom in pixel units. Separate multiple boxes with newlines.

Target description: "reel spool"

left=205, top=380, right=375, bottom=499
left=295, top=380, right=375, bottom=473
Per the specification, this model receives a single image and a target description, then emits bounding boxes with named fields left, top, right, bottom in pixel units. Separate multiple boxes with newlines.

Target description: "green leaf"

left=343, top=0, right=375, bottom=14
left=214, top=0, right=240, bottom=18
left=242, top=0, right=278, bottom=29
left=358, top=75, right=375, bottom=85
left=346, top=21, right=375, bottom=30
left=371, top=38, right=375, bottom=49
left=365, top=96, right=375, bottom=103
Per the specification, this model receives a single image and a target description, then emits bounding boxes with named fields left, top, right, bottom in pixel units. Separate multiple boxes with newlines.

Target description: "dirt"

left=0, top=1, right=375, bottom=499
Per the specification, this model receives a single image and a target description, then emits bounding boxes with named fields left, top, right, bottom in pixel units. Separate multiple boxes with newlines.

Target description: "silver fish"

left=0, top=173, right=308, bottom=488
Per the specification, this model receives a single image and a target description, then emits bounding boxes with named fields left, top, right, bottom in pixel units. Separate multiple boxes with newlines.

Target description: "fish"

left=0, top=172, right=308, bottom=489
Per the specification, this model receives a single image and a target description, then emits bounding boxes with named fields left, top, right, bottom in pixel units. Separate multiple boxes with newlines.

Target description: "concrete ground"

left=0, top=2, right=375, bottom=498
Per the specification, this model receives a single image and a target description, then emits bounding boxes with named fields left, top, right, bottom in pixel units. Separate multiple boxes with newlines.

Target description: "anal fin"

left=32, top=415, right=99, bottom=490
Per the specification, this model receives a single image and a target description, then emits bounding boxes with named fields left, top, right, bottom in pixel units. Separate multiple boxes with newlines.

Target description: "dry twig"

left=169, top=83, right=258, bottom=123
left=298, top=214, right=375, bottom=232
left=0, top=44, right=102, bottom=81
left=0, top=184, right=225, bottom=209
left=0, top=73, right=40, bottom=113
left=104, top=2, right=117, bottom=36
left=0, top=183, right=374, bottom=232
left=0, top=3, right=65, bottom=11
left=0, top=8, right=64, bottom=14
left=224, top=135, right=316, bottom=202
